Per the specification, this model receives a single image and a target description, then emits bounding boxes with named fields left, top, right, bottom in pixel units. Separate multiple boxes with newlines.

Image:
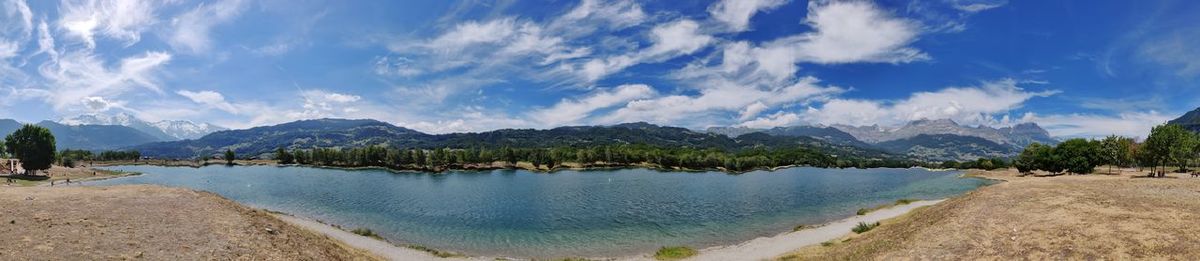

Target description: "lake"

left=89, top=165, right=992, bottom=258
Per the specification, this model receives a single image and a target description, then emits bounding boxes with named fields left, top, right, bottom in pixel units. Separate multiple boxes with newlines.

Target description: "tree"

left=1015, top=143, right=1045, bottom=174
left=1055, top=138, right=1101, bottom=174
left=275, top=148, right=295, bottom=164
left=1143, top=124, right=1192, bottom=177
left=1099, top=135, right=1135, bottom=174
left=5, top=124, right=56, bottom=175
left=224, top=149, right=236, bottom=165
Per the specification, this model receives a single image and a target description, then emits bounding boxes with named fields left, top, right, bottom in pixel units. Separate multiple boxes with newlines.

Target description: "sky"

left=1, top=0, right=1198, bottom=139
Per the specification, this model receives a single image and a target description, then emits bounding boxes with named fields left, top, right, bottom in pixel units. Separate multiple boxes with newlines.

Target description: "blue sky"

left=1, top=0, right=1198, bottom=138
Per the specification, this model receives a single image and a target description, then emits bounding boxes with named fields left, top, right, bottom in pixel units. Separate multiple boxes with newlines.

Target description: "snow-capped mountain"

left=150, top=120, right=228, bottom=140
left=58, top=113, right=227, bottom=140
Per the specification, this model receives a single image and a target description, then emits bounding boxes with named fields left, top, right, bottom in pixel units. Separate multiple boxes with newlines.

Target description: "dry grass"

left=0, top=185, right=379, bottom=260
left=781, top=168, right=1200, bottom=260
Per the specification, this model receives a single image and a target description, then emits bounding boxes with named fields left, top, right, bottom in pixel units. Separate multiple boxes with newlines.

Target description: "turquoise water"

left=90, top=165, right=991, bottom=257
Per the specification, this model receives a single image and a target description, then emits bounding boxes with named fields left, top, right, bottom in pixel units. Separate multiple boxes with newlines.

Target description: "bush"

left=654, top=246, right=697, bottom=260
left=350, top=228, right=381, bottom=240
left=851, top=222, right=880, bottom=234
left=856, top=208, right=868, bottom=215
left=405, top=244, right=461, bottom=258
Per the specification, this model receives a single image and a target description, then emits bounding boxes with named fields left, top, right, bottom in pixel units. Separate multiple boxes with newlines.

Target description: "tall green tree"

left=1015, top=143, right=1045, bottom=174
left=1143, top=124, right=1192, bottom=177
left=1055, top=138, right=1101, bottom=174
left=224, top=149, right=236, bottom=165
left=5, top=124, right=56, bottom=175
left=1099, top=135, right=1135, bottom=174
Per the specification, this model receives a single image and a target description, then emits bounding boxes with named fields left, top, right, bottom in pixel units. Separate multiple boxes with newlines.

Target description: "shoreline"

left=688, top=199, right=944, bottom=260
left=263, top=199, right=948, bottom=260
left=95, top=160, right=968, bottom=176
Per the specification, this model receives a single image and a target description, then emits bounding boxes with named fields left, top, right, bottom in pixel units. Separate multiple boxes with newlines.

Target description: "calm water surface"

left=90, top=165, right=991, bottom=257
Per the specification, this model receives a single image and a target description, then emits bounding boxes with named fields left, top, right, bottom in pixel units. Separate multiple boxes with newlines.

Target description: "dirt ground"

left=0, top=185, right=379, bottom=260
left=781, top=168, right=1200, bottom=260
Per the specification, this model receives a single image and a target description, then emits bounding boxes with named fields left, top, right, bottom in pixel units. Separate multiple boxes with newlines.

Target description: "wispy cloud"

left=58, top=0, right=161, bottom=48
left=169, top=0, right=247, bottom=53
left=708, top=0, right=789, bottom=32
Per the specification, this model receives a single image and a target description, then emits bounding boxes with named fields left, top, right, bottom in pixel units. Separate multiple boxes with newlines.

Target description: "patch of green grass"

left=856, top=208, right=868, bottom=215
left=895, top=198, right=917, bottom=205
left=654, top=246, right=697, bottom=260
left=821, top=240, right=835, bottom=247
left=851, top=221, right=880, bottom=234
left=350, top=228, right=383, bottom=240
left=406, top=244, right=462, bottom=258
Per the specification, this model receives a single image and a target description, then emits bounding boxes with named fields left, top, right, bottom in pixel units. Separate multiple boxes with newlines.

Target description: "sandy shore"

left=0, top=185, right=378, bottom=260
left=688, top=200, right=943, bottom=261
left=782, top=168, right=1200, bottom=260
left=274, top=214, right=493, bottom=261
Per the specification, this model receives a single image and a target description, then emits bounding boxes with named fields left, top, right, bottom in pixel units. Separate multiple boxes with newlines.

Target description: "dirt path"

left=0, top=185, right=379, bottom=260
left=782, top=169, right=1200, bottom=260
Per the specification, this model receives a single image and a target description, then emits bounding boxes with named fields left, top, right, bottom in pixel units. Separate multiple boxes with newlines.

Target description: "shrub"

left=406, top=244, right=461, bottom=258
left=350, top=228, right=382, bottom=240
left=851, top=222, right=880, bottom=234
left=856, top=208, right=868, bottom=215
left=654, top=246, right=697, bottom=260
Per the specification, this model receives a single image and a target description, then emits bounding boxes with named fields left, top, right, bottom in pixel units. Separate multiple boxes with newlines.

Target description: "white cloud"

left=800, top=79, right=1058, bottom=127
left=678, top=1, right=928, bottom=84
left=2, top=0, right=33, bottom=38
left=35, top=51, right=172, bottom=111
left=0, top=40, right=16, bottom=59
left=177, top=90, right=238, bottom=114
left=708, top=0, right=788, bottom=32
left=58, top=0, right=160, bottom=48
left=169, top=0, right=246, bottom=53
left=1139, top=28, right=1200, bottom=78
left=529, top=84, right=656, bottom=126
left=553, top=0, right=647, bottom=35
left=949, top=0, right=1007, bottom=13
left=564, top=19, right=715, bottom=83
left=1024, top=111, right=1173, bottom=139
left=81, top=96, right=123, bottom=112
left=737, top=111, right=800, bottom=129
left=794, top=0, right=927, bottom=64
left=739, top=101, right=769, bottom=120
left=428, top=18, right=518, bottom=52
left=32, top=19, right=58, bottom=61
left=598, top=77, right=843, bottom=126
left=646, top=19, right=713, bottom=57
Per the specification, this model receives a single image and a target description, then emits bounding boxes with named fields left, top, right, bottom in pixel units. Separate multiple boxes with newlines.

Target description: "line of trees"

left=58, top=149, right=143, bottom=167
left=1013, top=124, right=1194, bottom=177
left=272, top=144, right=943, bottom=172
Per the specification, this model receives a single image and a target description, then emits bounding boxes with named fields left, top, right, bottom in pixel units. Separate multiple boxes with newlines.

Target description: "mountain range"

left=0, top=114, right=227, bottom=151
left=131, top=119, right=895, bottom=160
left=0, top=119, right=165, bottom=150
left=58, top=113, right=227, bottom=140
left=709, top=119, right=1059, bottom=161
